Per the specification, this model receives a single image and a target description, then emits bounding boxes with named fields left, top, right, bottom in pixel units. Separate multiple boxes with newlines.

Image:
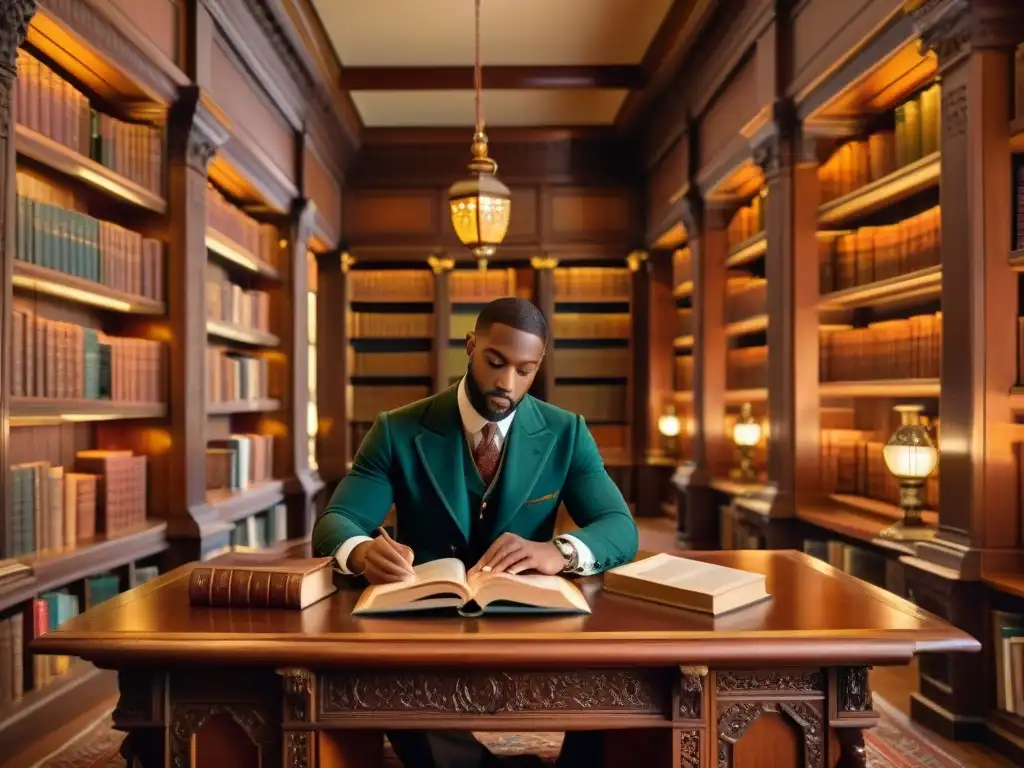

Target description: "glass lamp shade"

left=733, top=421, right=762, bottom=448
left=883, top=425, right=938, bottom=480
left=658, top=409, right=681, bottom=438
left=448, top=173, right=511, bottom=260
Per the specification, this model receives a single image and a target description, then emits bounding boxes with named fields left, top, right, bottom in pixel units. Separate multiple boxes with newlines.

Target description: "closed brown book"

left=188, top=556, right=336, bottom=610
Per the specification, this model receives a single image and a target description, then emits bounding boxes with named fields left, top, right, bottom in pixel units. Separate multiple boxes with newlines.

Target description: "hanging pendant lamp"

left=448, top=0, right=510, bottom=270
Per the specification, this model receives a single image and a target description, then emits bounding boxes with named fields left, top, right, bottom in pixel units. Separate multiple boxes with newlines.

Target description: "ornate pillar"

left=753, top=107, right=823, bottom=520
left=678, top=194, right=729, bottom=548
left=899, top=0, right=1024, bottom=739
left=0, top=1, right=37, bottom=556
left=428, top=253, right=454, bottom=395
left=531, top=256, right=558, bottom=402
left=314, top=249, right=353, bottom=487
left=277, top=198, right=323, bottom=537
left=164, top=86, right=231, bottom=563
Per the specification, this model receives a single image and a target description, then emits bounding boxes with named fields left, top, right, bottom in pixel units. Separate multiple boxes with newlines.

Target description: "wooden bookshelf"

left=0, top=0, right=346, bottom=751
left=817, top=151, right=941, bottom=226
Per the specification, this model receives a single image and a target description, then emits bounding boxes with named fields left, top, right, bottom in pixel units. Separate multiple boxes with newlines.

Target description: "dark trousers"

left=386, top=730, right=604, bottom=768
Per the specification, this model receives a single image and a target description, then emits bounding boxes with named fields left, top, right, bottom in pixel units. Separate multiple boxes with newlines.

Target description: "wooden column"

left=899, top=0, right=1024, bottom=740
left=164, top=86, right=231, bottom=563
left=0, top=0, right=36, bottom=556
left=754, top=115, right=823, bottom=519
left=531, top=256, right=557, bottom=402
left=632, top=249, right=677, bottom=517
left=315, top=250, right=352, bottom=489
left=678, top=195, right=729, bottom=548
left=277, top=198, right=323, bottom=537
left=429, top=254, right=454, bottom=395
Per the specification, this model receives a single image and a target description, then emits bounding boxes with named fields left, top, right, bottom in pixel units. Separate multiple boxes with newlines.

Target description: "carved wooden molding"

left=905, top=0, right=1024, bottom=70
left=285, top=730, right=312, bottom=768
left=278, top=667, right=313, bottom=723
left=679, top=665, right=707, bottom=720
left=716, top=669, right=824, bottom=695
left=39, top=0, right=179, bottom=103
left=0, top=0, right=36, bottom=138
left=170, top=88, right=231, bottom=174
left=837, top=667, right=871, bottom=713
left=318, top=669, right=665, bottom=716
left=680, top=729, right=701, bottom=768
left=718, top=699, right=824, bottom=768
left=170, top=703, right=277, bottom=768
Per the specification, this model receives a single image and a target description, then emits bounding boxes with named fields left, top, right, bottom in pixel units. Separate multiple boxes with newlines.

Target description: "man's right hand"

left=348, top=533, right=416, bottom=584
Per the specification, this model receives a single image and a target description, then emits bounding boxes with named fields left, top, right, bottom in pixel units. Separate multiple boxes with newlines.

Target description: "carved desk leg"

left=829, top=667, right=876, bottom=768
left=279, top=668, right=316, bottom=768
left=113, top=670, right=168, bottom=768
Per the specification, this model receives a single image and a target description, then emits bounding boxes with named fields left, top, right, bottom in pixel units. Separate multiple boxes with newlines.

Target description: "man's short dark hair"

left=475, top=297, right=548, bottom=345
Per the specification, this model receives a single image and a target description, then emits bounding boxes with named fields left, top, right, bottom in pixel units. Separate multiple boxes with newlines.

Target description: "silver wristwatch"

left=552, top=536, right=579, bottom=573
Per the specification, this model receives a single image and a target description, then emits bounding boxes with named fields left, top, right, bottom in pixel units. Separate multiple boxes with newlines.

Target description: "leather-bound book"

left=188, top=557, right=336, bottom=610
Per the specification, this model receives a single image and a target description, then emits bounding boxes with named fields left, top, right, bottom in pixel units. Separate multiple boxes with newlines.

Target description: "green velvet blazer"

left=312, top=386, right=638, bottom=572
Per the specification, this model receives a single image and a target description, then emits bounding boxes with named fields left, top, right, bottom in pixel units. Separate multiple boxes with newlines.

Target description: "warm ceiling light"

left=448, top=0, right=510, bottom=270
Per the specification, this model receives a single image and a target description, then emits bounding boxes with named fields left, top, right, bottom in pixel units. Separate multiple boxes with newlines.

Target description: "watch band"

left=553, top=536, right=579, bottom=573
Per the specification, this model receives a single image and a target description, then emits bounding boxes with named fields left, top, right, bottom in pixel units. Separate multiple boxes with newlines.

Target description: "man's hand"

left=470, top=533, right=567, bottom=576
left=348, top=530, right=416, bottom=584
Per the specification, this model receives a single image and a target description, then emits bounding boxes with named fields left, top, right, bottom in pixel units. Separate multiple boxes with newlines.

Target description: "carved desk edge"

left=114, top=665, right=879, bottom=768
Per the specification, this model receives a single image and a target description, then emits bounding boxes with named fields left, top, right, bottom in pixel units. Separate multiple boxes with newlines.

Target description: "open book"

left=351, top=558, right=591, bottom=617
left=603, top=552, right=770, bottom=616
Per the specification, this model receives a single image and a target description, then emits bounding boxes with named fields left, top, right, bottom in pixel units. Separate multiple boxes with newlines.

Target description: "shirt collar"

left=457, top=376, right=515, bottom=437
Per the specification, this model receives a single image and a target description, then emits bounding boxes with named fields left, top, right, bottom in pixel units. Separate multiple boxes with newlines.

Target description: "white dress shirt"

left=334, top=377, right=597, bottom=575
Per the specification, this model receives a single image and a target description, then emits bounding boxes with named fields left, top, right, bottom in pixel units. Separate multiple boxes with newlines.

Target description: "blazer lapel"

left=493, top=396, right=555, bottom=533
left=413, top=387, right=471, bottom=541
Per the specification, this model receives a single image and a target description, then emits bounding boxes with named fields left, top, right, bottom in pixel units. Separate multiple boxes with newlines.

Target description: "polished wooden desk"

left=32, top=550, right=978, bottom=768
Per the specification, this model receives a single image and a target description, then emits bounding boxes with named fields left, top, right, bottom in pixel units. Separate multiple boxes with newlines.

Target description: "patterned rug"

left=31, top=695, right=969, bottom=768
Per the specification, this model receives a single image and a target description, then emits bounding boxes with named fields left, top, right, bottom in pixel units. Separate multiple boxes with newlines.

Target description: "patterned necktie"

left=474, top=423, right=501, bottom=485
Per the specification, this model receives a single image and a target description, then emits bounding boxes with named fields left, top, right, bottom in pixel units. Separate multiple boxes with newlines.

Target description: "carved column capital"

left=530, top=255, right=559, bottom=270
left=0, top=0, right=36, bottom=138
left=170, top=86, right=230, bottom=174
left=626, top=250, right=648, bottom=273
left=291, top=197, right=318, bottom=250
left=905, top=0, right=1024, bottom=70
left=678, top=191, right=704, bottom=237
left=427, top=254, right=455, bottom=274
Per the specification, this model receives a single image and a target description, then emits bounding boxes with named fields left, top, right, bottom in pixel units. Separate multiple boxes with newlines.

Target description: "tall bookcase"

left=0, top=0, right=346, bottom=753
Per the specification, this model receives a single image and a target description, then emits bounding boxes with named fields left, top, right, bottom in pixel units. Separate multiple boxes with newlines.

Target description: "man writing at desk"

left=313, top=297, right=639, bottom=768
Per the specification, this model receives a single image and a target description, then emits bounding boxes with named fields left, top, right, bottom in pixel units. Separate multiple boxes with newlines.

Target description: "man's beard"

left=466, top=360, right=521, bottom=422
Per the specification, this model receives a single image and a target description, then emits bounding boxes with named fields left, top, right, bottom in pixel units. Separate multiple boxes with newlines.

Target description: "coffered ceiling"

left=309, top=0, right=713, bottom=130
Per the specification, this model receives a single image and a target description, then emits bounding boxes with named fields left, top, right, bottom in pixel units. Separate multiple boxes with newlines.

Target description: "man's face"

left=465, top=322, right=545, bottom=421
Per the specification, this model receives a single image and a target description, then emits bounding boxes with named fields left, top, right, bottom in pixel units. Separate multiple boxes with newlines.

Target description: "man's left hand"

left=470, top=532, right=566, bottom=576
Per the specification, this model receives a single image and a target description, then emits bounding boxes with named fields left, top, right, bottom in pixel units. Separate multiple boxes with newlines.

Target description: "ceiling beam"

left=342, top=65, right=644, bottom=91
left=615, top=0, right=719, bottom=130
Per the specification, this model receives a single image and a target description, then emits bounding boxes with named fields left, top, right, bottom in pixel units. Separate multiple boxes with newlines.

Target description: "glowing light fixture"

left=731, top=402, right=762, bottom=482
left=880, top=404, right=938, bottom=541
left=448, top=0, right=510, bottom=270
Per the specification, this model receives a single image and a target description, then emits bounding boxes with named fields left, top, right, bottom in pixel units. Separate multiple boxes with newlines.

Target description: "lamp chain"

left=474, top=0, right=482, bottom=133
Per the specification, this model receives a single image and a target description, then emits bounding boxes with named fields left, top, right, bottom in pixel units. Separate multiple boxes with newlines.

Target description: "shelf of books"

left=346, top=264, right=436, bottom=463
left=549, top=265, right=633, bottom=466
left=204, top=183, right=286, bottom=531
left=672, top=247, right=694, bottom=463
left=0, top=42, right=171, bottom=746
left=983, top=42, right=1024, bottom=763
left=800, top=56, right=943, bottom=585
left=723, top=189, right=769, bottom=481
left=445, top=265, right=523, bottom=388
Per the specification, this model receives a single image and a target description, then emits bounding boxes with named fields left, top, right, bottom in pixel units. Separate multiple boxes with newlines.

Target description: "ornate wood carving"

left=319, top=670, right=664, bottom=715
left=680, top=729, right=701, bottom=768
left=716, top=669, right=824, bottom=694
left=679, top=665, right=706, bottom=720
left=718, top=699, right=824, bottom=768
left=38, top=0, right=178, bottom=102
left=837, top=668, right=871, bottom=713
left=170, top=87, right=230, bottom=174
left=942, top=84, right=968, bottom=138
left=905, top=0, right=1024, bottom=70
left=170, top=703, right=278, bottom=768
left=278, top=667, right=313, bottom=723
left=285, top=730, right=312, bottom=768
left=0, top=0, right=35, bottom=138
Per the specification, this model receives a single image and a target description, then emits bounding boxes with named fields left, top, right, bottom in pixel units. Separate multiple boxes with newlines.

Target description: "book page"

left=612, top=553, right=763, bottom=596
left=469, top=571, right=590, bottom=613
left=413, top=558, right=467, bottom=586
